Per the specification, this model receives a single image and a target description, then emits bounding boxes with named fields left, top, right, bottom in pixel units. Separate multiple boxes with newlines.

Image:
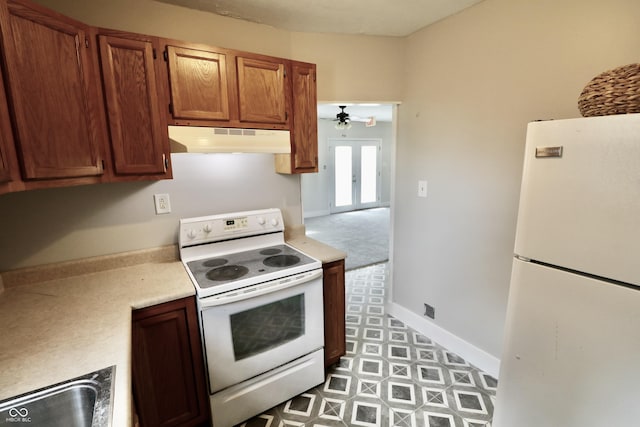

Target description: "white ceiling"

left=155, top=0, right=484, bottom=37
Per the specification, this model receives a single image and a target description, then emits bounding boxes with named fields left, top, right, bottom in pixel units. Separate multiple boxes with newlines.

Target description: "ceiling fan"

left=317, top=104, right=378, bottom=128
left=333, top=105, right=376, bottom=130
left=334, top=105, right=351, bottom=130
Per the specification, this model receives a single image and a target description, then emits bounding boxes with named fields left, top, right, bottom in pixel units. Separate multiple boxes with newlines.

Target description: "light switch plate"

left=154, top=193, right=171, bottom=214
left=418, top=180, right=428, bottom=198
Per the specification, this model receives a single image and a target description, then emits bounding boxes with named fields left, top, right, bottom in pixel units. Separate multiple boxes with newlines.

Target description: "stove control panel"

left=224, top=217, right=249, bottom=232
left=179, top=208, right=284, bottom=247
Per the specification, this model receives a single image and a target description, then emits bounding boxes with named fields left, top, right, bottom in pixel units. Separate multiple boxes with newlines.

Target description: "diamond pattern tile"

left=236, top=263, right=496, bottom=427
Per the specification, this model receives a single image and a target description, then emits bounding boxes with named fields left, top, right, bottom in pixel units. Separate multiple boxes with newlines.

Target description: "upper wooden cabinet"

left=164, top=42, right=291, bottom=130
left=166, top=45, right=231, bottom=122
left=276, top=61, right=318, bottom=174
left=236, top=55, right=288, bottom=125
left=0, top=59, right=22, bottom=194
left=0, top=0, right=318, bottom=197
left=0, top=0, right=107, bottom=182
left=97, top=32, right=171, bottom=179
left=163, top=40, right=316, bottom=174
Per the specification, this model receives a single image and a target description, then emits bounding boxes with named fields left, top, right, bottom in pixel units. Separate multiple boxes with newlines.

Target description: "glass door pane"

left=360, top=145, right=377, bottom=204
left=334, top=146, right=353, bottom=208
left=329, top=139, right=381, bottom=213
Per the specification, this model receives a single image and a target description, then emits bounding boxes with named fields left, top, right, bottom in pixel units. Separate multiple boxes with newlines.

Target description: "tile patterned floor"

left=236, top=263, right=497, bottom=427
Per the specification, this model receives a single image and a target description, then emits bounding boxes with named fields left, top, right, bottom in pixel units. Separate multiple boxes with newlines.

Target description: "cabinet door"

left=323, top=259, right=346, bottom=367
left=0, top=57, right=21, bottom=192
left=132, top=297, right=210, bottom=427
left=236, top=56, right=287, bottom=124
left=0, top=61, right=11, bottom=184
left=0, top=0, right=105, bottom=180
left=98, top=34, right=169, bottom=176
left=166, top=45, right=230, bottom=121
left=289, top=61, right=318, bottom=173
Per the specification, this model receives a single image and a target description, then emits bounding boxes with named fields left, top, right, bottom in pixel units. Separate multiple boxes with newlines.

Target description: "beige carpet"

left=304, top=207, right=390, bottom=270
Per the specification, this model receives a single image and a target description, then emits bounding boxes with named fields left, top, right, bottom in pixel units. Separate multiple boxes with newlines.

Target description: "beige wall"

left=393, top=0, right=640, bottom=359
left=0, top=154, right=303, bottom=270
left=290, top=33, right=405, bottom=102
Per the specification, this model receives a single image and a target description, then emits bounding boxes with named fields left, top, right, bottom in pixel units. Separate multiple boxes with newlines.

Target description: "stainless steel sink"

left=0, top=366, right=115, bottom=427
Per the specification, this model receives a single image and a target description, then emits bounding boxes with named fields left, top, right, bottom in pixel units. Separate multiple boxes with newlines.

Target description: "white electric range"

left=179, top=208, right=325, bottom=427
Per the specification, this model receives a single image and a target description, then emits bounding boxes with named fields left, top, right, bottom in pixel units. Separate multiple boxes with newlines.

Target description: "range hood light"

left=169, top=126, right=291, bottom=154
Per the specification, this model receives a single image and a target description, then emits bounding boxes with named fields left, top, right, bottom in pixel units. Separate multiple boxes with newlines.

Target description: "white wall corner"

left=386, top=302, right=501, bottom=379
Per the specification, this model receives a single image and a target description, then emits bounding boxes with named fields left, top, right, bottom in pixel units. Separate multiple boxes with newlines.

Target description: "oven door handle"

left=199, top=269, right=323, bottom=308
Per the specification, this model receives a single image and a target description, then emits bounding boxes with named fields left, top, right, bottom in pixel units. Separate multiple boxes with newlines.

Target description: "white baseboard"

left=386, top=302, right=500, bottom=379
left=303, top=209, right=331, bottom=219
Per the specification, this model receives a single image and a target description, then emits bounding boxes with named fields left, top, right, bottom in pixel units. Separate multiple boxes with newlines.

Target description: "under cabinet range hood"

left=168, top=126, right=291, bottom=154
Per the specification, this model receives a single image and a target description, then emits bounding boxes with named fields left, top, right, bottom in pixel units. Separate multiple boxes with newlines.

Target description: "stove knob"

left=270, top=218, right=279, bottom=227
left=186, top=229, right=197, bottom=239
left=257, top=217, right=266, bottom=225
left=203, top=224, right=212, bottom=233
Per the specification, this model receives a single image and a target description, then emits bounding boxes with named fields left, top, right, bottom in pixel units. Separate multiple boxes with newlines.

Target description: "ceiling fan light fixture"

left=335, top=105, right=351, bottom=130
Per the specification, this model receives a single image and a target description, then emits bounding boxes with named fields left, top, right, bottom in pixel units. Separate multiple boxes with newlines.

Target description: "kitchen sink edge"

left=0, top=365, right=116, bottom=427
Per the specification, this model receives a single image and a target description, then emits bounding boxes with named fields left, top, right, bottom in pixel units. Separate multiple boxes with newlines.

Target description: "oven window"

left=230, top=293, right=305, bottom=361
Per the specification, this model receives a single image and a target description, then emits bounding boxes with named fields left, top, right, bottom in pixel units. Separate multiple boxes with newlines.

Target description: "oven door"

left=198, top=269, right=324, bottom=393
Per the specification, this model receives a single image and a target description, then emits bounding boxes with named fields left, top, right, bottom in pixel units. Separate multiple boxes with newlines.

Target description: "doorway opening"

left=301, top=102, right=396, bottom=271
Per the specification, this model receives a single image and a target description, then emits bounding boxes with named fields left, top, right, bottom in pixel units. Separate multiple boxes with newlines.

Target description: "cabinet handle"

left=163, top=154, right=169, bottom=172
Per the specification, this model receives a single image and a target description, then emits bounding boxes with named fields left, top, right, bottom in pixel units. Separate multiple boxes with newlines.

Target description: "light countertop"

left=0, top=246, right=194, bottom=427
left=0, top=232, right=345, bottom=426
left=285, top=225, right=347, bottom=264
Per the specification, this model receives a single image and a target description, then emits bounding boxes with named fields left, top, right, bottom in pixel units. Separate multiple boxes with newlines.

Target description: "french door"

left=329, top=139, right=381, bottom=213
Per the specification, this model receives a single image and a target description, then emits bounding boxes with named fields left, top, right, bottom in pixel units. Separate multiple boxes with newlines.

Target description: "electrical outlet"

left=418, top=180, right=428, bottom=198
left=154, top=193, right=171, bottom=214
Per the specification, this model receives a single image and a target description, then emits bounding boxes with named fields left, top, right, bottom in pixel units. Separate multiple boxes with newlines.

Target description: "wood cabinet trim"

left=0, top=55, right=23, bottom=193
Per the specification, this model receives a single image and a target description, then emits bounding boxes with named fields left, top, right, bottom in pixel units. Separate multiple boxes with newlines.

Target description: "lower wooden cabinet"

left=322, top=259, right=346, bottom=367
left=132, top=296, right=210, bottom=427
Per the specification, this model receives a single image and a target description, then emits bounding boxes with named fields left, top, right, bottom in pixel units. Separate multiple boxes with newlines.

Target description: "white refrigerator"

left=493, top=113, right=640, bottom=427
